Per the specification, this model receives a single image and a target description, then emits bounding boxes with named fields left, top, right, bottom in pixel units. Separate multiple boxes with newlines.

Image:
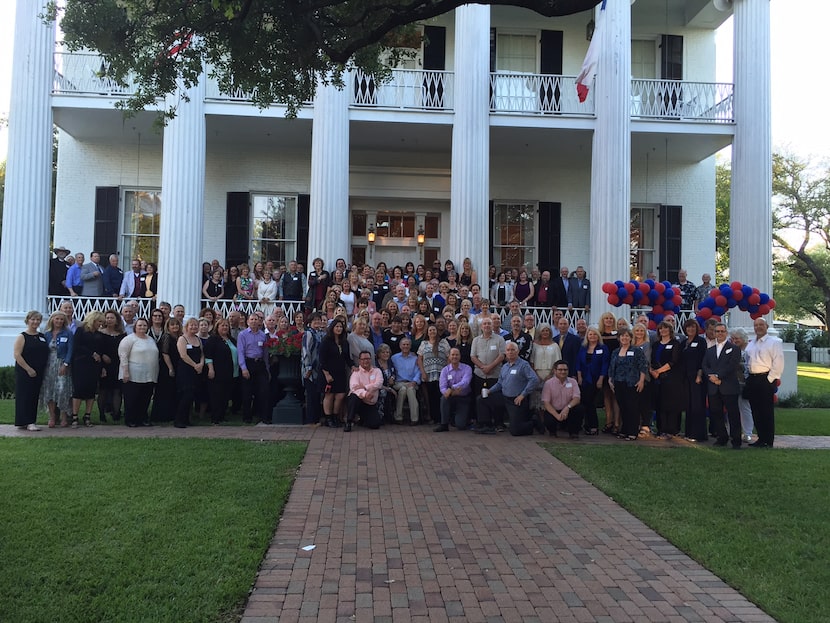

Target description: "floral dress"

left=238, top=276, right=254, bottom=301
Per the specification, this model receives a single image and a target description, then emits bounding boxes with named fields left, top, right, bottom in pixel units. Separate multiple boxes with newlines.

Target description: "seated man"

left=541, top=360, right=586, bottom=439
left=390, top=338, right=421, bottom=425
left=477, top=342, right=539, bottom=436
left=345, top=351, right=383, bottom=432
left=434, top=348, right=473, bottom=431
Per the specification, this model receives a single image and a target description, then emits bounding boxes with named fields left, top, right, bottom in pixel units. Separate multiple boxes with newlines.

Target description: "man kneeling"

left=346, top=351, right=383, bottom=432
left=541, top=360, right=585, bottom=439
left=434, top=348, right=473, bottom=431
left=478, top=342, right=540, bottom=436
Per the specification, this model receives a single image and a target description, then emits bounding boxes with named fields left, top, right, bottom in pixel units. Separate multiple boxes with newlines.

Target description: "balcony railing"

left=53, top=52, right=137, bottom=96
left=352, top=69, right=454, bottom=110
left=631, top=79, right=734, bottom=123
left=490, top=72, right=594, bottom=116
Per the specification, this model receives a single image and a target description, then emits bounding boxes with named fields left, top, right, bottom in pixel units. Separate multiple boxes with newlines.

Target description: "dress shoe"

left=713, top=439, right=728, bottom=447
left=343, top=422, right=352, bottom=432
left=749, top=441, right=771, bottom=448
left=433, top=424, right=449, bottom=432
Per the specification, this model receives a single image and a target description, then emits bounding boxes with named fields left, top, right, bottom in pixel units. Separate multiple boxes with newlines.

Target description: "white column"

left=589, top=0, right=632, bottom=320
left=0, top=0, right=55, bottom=364
left=157, top=78, right=206, bottom=317
left=450, top=4, right=490, bottom=282
left=729, top=0, right=772, bottom=323
left=308, top=79, right=350, bottom=266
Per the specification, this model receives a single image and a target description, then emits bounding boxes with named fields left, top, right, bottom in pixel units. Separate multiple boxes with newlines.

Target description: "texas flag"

left=575, top=0, right=606, bottom=103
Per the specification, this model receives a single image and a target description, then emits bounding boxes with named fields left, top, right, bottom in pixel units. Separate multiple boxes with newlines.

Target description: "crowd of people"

left=16, top=254, right=782, bottom=449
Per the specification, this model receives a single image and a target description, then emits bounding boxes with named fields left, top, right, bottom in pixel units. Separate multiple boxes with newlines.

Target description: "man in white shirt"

left=744, top=318, right=784, bottom=448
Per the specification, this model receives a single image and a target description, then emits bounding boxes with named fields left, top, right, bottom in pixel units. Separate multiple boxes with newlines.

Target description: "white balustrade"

left=352, top=69, right=453, bottom=110
left=489, top=73, right=593, bottom=116
left=52, top=52, right=137, bottom=95
left=630, top=79, right=734, bottom=123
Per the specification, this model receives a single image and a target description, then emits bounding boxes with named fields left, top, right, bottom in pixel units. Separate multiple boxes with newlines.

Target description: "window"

left=630, top=205, right=656, bottom=279
left=631, top=40, right=657, bottom=79
left=122, top=189, right=161, bottom=264
left=495, top=33, right=537, bottom=73
left=493, top=203, right=536, bottom=269
left=374, top=213, right=416, bottom=238
left=251, top=194, right=297, bottom=265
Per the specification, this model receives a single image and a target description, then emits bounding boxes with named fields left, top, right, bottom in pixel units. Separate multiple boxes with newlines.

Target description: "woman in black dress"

left=679, top=319, right=708, bottom=441
left=151, top=317, right=182, bottom=422
left=71, top=311, right=105, bottom=428
left=97, top=309, right=126, bottom=422
left=650, top=320, right=684, bottom=438
left=13, top=311, right=49, bottom=431
left=175, top=318, right=204, bottom=428
left=205, top=318, right=238, bottom=425
left=319, top=318, right=351, bottom=428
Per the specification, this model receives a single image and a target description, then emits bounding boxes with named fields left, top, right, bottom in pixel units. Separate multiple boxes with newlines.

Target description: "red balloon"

left=750, top=312, right=760, bottom=319
left=623, top=294, right=634, bottom=305
left=712, top=315, right=721, bottom=322
left=639, top=282, right=650, bottom=293
left=748, top=293, right=761, bottom=305
left=773, top=394, right=779, bottom=404
left=768, top=299, right=776, bottom=309
left=671, top=286, right=681, bottom=296
left=655, top=283, right=666, bottom=293
left=652, top=305, right=664, bottom=314
left=698, top=307, right=713, bottom=319
left=602, top=282, right=615, bottom=294
left=664, top=310, right=675, bottom=316
left=730, top=281, right=742, bottom=291
left=673, top=295, right=682, bottom=306
left=715, top=295, right=727, bottom=307
left=624, top=282, right=636, bottom=294
left=752, top=287, right=760, bottom=294
left=732, top=289, right=744, bottom=302
left=774, top=379, right=781, bottom=387
left=709, top=289, right=720, bottom=299
left=608, top=294, right=620, bottom=306
left=758, top=304, right=770, bottom=315
left=648, top=320, right=657, bottom=330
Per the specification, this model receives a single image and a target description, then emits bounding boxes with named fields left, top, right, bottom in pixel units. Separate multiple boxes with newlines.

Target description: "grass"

left=548, top=444, right=830, bottom=623
left=0, top=438, right=306, bottom=623
left=796, top=362, right=830, bottom=393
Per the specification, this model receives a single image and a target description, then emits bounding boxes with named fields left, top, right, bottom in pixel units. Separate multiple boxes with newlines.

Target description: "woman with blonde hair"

left=70, top=311, right=105, bottom=427
left=40, top=310, right=74, bottom=428
left=598, top=311, right=621, bottom=433
left=14, top=311, right=49, bottom=431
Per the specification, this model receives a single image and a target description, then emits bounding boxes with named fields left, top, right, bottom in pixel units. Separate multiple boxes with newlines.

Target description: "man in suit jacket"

left=701, top=322, right=743, bottom=448
left=102, top=254, right=123, bottom=297
left=550, top=267, right=569, bottom=308
left=568, top=266, right=591, bottom=312
left=554, top=317, right=581, bottom=374
left=533, top=270, right=554, bottom=308
left=119, top=258, right=147, bottom=299
left=49, top=246, right=71, bottom=295
left=80, top=252, right=106, bottom=297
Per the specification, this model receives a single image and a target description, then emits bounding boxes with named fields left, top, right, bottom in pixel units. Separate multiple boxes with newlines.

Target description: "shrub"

left=777, top=391, right=830, bottom=409
left=778, top=325, right=812, bottom=361
left=0, top=367, right=14, bottom=399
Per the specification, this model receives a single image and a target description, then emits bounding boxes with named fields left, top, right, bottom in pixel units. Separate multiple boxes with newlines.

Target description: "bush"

left=779, top=325, right=812, bottom=361
left=0, top=367, right=14, bottom=399
left=777, top=391, right=830, bottom=409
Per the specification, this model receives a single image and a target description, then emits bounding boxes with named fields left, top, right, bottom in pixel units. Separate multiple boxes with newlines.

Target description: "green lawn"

left=0, top=438, right=306, bottom=623
left=795, top=362, right=830, bottom=394
left=549, top=444, right=830, bottom=623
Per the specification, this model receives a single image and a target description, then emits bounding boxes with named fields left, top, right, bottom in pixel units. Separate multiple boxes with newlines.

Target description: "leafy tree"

left=772, top=153, right=830, bottom=327
left=715, top=160, right=730, bottom=279
left=48, top=0, right=601, bottom=119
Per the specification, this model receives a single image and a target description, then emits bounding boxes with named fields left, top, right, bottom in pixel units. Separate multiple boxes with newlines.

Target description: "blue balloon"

left=702, top=297, right=716, bottom=309
left=648, top=290, right=659, bottom=302
left=615, top=280, right=625, bottom=288
left=727, top=297, right=738, bottom=308
left=653, top=314, right=664, bottom=323
left=662, top=281, right=673, bottom=290
left=719, top=284, right=732, bottom=295
left=759, top=293, right=770, bottom=304
left=617, top=287, right=627, bottom=300
left=713, top=306, right=725, bottom=316
left=748, top=304, right=760, bottom=313
left=738, top=300, right=749, bottom=311
left=632, top=290, right=643, bottom=302
left=645, top=279, right=656, bottom=288
left=742, top=285, right=753, bottom=297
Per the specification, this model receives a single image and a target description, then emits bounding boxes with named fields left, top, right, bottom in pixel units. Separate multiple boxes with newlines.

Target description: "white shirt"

left=745, top=334, right=784, bottom=383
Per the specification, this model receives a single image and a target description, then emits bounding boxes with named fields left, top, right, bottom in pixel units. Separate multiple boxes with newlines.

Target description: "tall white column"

left=157, top=78, right=206, bottom=317
left=589, top=0, right=632, bottom=320
left=729, top=0, right=772, bottom=323
left=308, top=79, right=350, bottom=266
left=0, top=0, right=55, bottom=364
left=450, top=4, right=490, bottom=282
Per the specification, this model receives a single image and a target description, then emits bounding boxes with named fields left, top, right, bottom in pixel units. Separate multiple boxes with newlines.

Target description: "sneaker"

left=495, top=425, right=506, bottom=433
left=26, top=423, right=41, bottom=431
left=433, top=424, right=449, bottom=432
left=743, top=434, right=753, bottom=442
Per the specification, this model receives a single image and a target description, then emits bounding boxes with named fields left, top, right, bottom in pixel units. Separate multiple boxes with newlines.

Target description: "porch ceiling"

left=205, top=114, right=312, bottom=147
left=53, top=103, right=162, bottom=144
left=632, top=124, right=733, bottom=162
left=490, top=126, right=594, bottom=166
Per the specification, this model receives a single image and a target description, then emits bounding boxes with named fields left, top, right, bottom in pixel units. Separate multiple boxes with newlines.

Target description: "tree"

left=49, top=0, right=601, bottom=119
left=715, top=159, right=730, bottom=279
left=772, top=153, right=830, bottom=327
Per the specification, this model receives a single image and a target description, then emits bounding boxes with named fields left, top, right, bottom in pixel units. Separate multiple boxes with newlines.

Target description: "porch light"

left=417, top=225, right=425, bottom=246
left=367, top=224, right=376, bottom=245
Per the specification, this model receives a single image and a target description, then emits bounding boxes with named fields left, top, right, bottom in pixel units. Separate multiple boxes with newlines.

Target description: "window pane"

left=122, top=190, right=161, bottom=263
left=425, top=215, right=440, bottom=239
left=352, top=213, right=367, bottom=236
left=251, top=193, right=298, bottom=265
left=493, top=203, right=535, bottom=271
left=375, top=213, right=416, bottom=238
left=496, top=34, right=536, bottom=73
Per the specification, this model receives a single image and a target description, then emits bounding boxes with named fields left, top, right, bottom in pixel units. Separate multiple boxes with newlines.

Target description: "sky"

left=1, top=1, right=829, bottom=162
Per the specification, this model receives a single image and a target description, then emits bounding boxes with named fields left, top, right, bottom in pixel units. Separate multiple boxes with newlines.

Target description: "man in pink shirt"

left=346, top=351, right=384, bottom=432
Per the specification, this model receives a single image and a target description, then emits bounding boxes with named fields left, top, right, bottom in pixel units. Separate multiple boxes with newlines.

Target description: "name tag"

left=59, top=337, right=68, bottom=343
left=691, top=342, right=698, bottom=348
left=725, top=348, right=733, bottom=354
left=186, top=344, right=193, bottom=349
left=257, top=341, right=263, bottom=347
left=510, top=369, right=517, bottom=375
left=583, top=284, right=589, bottom=289
left=665, top=344, right=673, bottom=350
left=292, top=276, right=298, bottom=281
left=447, top=374, right=453, bottom=381
left=490, top=345, right=497, bottom=351
left=39, top=336, right=46, bottom=342
left=140, top=277, right=145, bottom=282
left=626, top=351, right=634, bottom=357
left=565, top=382, right=572, bottom=388
left=595, top=349, right=603, bottom=354
left=611, top=331, right=618, bottom=335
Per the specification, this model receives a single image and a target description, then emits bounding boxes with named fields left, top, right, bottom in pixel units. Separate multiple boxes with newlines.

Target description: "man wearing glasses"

left=541, top=361, right=585, bottom=439
left=702, top=323, right=743, bottom=448
left=345, top=351, right=383, bottom=432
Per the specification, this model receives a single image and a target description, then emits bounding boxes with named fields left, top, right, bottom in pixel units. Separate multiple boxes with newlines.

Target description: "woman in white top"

left=256, top=269, right=279, bottom=317
left=118, top=318, right=159, bottom=427
left=530, top=323, right=562, bottom=414
left=339, top=279, right=357, bottom=318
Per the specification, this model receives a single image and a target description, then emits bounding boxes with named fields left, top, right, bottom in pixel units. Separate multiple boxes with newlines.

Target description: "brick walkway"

left=7, top=423, right=824, bottom=621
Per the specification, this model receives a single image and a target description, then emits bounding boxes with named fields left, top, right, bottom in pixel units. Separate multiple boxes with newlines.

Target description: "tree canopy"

left=49, top=0, right=601, bottom=118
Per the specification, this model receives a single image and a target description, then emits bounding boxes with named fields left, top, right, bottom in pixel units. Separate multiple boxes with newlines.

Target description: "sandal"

left=83, top=414, right=93, bottom=427
left=601, top=425, right=615, bottom=434
left=71, top=415, right=79, bottom=428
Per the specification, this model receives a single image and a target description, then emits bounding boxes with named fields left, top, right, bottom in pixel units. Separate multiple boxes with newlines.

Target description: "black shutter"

left=225, top=192, right=250, bottom=268
left=660, top=35, right=683, bottom=80
left=537, top=202, right=561, bottom=274
left=296, top=194, right=310, bottom=268
left=94, top=186, right=119, bottom=257
left=659, top=204, right=682, bottom=284
left=423, top=26, right=446, bottom=70
left=539, top=30, right=563, bottom=112
left=489, top=200, right=495, bottom=267
left=489, top=28, right=497, bottom=72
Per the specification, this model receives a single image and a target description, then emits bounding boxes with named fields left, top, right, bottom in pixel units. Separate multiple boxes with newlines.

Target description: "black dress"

left=15, top=332, right=49, bottom=426
left=319, top=337, right=351, bottom=393
left=151, top=332, right=179, bottom=422
left=71, top=327, right=103, bottom=400
left=98, top=332, right=125, bottom=390
left=176, top=341, right=202, bottom=427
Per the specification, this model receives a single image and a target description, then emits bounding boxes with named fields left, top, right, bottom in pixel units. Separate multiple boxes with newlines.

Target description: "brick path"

left=6, top=423, right=823, bottom=621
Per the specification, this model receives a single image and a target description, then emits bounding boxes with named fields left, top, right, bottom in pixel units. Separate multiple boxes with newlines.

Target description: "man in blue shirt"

left=237, top=313, right=269, bottom=424
left=391, top=338, right=420, bottom=425
left=478, top=341, right=540, bottom=436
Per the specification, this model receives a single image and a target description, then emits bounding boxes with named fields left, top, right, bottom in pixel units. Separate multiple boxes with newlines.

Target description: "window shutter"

left=423, top=26, right=446, bottom=71
left=659, top=204, right=682, bottom=284
left=94, top=186, right=119, bottom=257
left=489, top=200, right=495, bottom=267
left=537, top=202, right=561, bottom=274
left=296, top=194, right=310, bottom=268
left=660, top=35, right=683, bottom=80
left=540, top=30, right=563, bottom=74
left=225, top=192, right=250, bottom=268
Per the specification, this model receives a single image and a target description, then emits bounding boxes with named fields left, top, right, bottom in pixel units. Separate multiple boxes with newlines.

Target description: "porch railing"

left=53, top=52, right=137, bottom=96
left=352, top=69, right=454, bottom=110
left=490, top=72, right=594, bottom=116
left=630, top=79, right=734, bottom=123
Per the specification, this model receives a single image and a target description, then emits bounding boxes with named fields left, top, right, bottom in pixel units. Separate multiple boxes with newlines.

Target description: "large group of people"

left=17, top=254, right=783, bottom=449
